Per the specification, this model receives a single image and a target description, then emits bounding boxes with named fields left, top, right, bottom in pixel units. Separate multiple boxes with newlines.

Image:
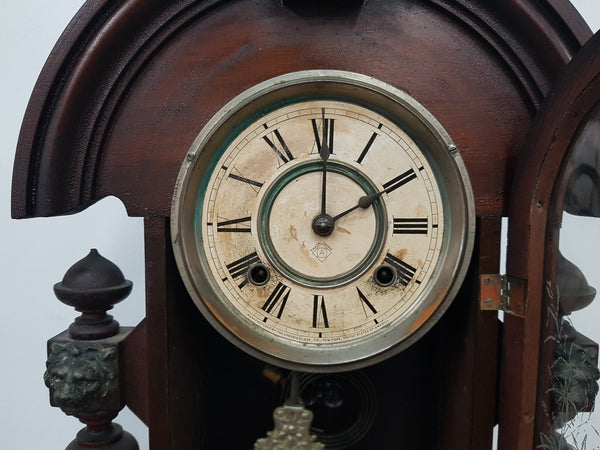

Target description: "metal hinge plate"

left=480, top=274, right=526, bottom=318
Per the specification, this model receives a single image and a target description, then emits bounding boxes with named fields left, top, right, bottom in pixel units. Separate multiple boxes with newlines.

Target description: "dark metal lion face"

left=44, top=342, right=117, bottom=415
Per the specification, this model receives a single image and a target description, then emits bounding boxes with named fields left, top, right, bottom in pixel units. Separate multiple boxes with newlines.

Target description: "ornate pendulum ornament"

left=44, top=249, right=139, bottom=450
left=255, top=373, right=325, bottom=450
left=254, top=405, right=325, bottom=450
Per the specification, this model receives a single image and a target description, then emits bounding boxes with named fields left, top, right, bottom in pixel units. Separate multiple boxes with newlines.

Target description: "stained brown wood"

left=121, top=320, right=149, bottom=425
left=502, top=30, right=600, bottom=450
left=143, top=218, right=171, bottom=448
left=11, top=1, right=594, bottom=448
left=144, top=217, right=204, bottom=448
left=437, top=217, right=501, bottom=449
left=12, top=0, right=589, bottom=220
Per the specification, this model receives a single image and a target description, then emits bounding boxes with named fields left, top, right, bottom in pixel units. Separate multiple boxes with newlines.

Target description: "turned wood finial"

left=46, top=249, right=139, bottom=450
left=54, top=249, right=133, bottom=339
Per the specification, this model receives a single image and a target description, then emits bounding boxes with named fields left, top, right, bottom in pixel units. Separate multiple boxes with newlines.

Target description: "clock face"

left=172, top=71, right=475, bottom=371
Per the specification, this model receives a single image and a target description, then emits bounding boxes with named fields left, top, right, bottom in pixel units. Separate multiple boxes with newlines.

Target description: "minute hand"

left=319, top=109, right=330, bottom=216
left=332, top=169, right=417, bottom=222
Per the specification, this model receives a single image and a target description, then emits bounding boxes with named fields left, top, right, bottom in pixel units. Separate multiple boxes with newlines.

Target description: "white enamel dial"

left=172, top=71, right=475, bottom=371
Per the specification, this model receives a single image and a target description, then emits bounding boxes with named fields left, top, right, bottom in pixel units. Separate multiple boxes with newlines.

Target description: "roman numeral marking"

left=356, top=123, right=382, bottom=164
left=393, top=218, right=428, bottom=235
left=382, top=169, right=417, bottom=194
left=311, top=116, right=335, bottom=154
left=357, top=287, right=378, bottom=322
left=312, top=295, right=329, bottom=329
left=225, top=252, right=260, bottom=288
left=384, top=253, right=417, bottom=286
left=227, top=166, right=263, bottom=194
left=216, top=216, right=251, bottom=233
left=262, top=282, right=291, bottom=321
left=263, top=126, right=294, bottom=164
left=228, top=173, right=263, bottom=189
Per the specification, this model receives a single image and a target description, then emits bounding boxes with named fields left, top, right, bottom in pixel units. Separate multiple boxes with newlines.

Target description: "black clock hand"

left=332, top=192, right=382, bottom=222
left=333, top=189, right=389, bottom=222
left=312, top=109, right=336, bottom=237
left=319, top=108, right=330, bottom=216
left=332, top=168, right=417, bottom=221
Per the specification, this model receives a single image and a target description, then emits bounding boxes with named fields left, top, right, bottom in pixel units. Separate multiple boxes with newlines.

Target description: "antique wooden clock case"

left=11, top=1, right=598, bottom=448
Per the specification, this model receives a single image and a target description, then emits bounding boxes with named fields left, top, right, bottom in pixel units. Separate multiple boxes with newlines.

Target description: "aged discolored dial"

left=172, top=71, right=475, bottom=371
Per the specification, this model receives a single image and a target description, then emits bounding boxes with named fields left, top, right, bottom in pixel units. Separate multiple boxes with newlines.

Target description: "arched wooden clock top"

left=12, top=0, right=590, bottom=219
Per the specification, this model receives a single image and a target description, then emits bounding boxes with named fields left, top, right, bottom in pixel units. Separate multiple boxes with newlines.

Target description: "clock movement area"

left=153, top=219, right=447, bottom=449
left=191, top=312, right=444, bottom=449
left=146, top=216, right=481, bottom=449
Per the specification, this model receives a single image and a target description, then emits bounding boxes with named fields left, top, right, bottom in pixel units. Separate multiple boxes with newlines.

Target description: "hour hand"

left=334, top=167, right=418, bottom=220
left=332, top=192, right=382, bottom=222
left=315, top=190, right=378, bottom=236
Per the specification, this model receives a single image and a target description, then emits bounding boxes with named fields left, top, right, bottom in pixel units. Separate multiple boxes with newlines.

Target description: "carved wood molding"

left=12, top=0, right=590, bottom=219
left=12, top=0, right=224, bottom=218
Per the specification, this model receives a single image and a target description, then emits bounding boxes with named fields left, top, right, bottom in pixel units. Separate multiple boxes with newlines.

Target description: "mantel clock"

left=11, top=1, right=597, bottom=449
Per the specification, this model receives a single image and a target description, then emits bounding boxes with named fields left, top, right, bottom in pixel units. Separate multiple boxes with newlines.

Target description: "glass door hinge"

left=480, top=274, right=526, bottom=318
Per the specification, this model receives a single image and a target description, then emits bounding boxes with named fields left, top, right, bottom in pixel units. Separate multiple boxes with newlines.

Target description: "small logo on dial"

left=311, top=242, right=333, bottom=262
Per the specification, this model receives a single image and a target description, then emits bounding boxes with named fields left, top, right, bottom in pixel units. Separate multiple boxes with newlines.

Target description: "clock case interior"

left=11, top=1, right=594, bottom=448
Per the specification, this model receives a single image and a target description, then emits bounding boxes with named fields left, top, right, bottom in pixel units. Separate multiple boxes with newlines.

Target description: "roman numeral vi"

left=312, top=295, right=329, bottom=329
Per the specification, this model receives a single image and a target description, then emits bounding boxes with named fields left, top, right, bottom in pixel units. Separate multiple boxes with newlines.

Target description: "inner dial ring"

left=258, top=160, right=387, bottom=288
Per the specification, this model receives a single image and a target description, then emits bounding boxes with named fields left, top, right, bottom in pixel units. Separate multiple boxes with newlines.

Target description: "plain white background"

left=1, top=2, right=598, bottom=449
